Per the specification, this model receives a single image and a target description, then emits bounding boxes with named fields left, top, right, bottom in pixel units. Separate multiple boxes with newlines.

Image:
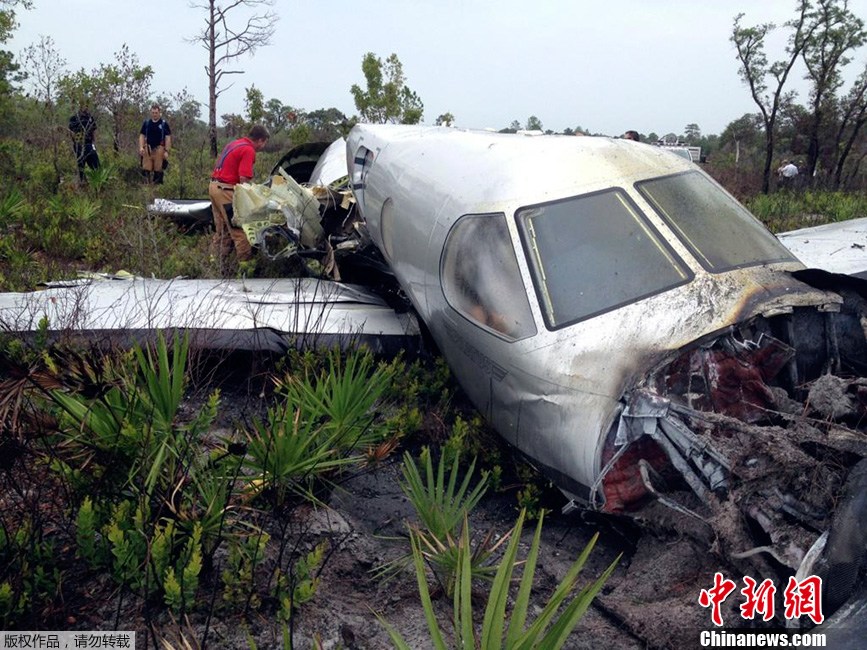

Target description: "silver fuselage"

left=347, top=125, right=836, bottom=502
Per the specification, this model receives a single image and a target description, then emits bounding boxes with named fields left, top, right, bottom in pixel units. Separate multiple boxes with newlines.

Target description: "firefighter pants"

left=208, top=182, right=252, bottom=262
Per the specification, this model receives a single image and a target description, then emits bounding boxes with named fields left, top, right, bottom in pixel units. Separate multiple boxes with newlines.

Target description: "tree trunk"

left=208, top=0, right=218, bottom=158
left=762, top=127, right=775, bottom=194
left=833, top=116, right=867, bottom=189
left=113, top=112, right=121, bottom=153
left=806, top=110, right=821, bottom=183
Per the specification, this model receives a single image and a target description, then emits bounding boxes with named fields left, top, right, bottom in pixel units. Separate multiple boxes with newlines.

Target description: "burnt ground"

left=184, top=453, right=733, bottom=650
left=149, top=361, right=735, bottom=650
left=1, top=350, right=798, bottom=649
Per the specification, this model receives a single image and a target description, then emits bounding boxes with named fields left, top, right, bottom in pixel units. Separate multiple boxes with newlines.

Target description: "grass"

left=746, top=190, right=867, bottom=233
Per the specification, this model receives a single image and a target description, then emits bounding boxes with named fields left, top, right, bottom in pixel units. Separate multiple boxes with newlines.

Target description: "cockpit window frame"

left=635, top=170, right=797, bottom=274
left=516, top=187, right=694, bottom=331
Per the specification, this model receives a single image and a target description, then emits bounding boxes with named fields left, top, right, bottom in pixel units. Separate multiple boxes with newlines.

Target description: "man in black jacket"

left=68, top=106, right=100, bottom=183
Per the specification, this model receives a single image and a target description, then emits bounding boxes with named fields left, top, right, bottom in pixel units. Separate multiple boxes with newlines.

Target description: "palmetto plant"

left=83, top=162, right=117, bottom=194
left=243, top=347, right=397, bottom=506
left=240, top=400, right=360, bottom=506
left=379, top=510, right=619, bottom=650
left=0, top=188, right=26, bottom=226
left=50, top=331, right=203, bottom=499
left=400, top=448, right=489, bottom=541
left=377, top=449, right=494, bottom=592
left=275, top=347, right=395, bottom=453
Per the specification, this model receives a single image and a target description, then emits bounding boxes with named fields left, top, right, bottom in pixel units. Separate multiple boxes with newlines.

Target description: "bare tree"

left=731, top=2, right=817, bottom=193
left=21, top=35, right=67, bottom=181
left=21, top=34, right=66, bottom=107
left=189, top=0, right=278, bottom=157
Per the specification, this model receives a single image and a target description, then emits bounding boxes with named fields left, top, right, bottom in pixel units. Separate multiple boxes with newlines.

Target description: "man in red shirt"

left=209, top=124, right=271, bottom=268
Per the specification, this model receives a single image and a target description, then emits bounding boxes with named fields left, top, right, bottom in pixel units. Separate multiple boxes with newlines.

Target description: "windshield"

left=517, top=189, right=692, bottom=330
left=636, top=172, right=796, bottom=272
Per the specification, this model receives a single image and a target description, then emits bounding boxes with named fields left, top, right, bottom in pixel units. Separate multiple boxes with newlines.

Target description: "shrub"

left=379, top=510, right=620, bottom=649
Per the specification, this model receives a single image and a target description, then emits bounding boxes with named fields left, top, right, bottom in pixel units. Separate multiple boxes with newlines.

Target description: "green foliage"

left=174, top=438, right=239, bottom=560
left=411, top=521, right=507, bottom=597
left=288, top=122, right=311, bottom=147
left=241, top=397, right=359, bottom=506
left=383, top=449, right=494, bottom=594
left=384, top=354, right=453, bottom=414
left=525, top=115, right=543, bottom=131
left=746, top=189, right=867, bottom=232
left=163, top=524, right=203, bottom=613
left=273, top=541, right=326, bottom=622
left=0, top=2, right=30, bottom=101
left=442, top=414, right=493, bottom=467
left=75, top=496, right=106, bottom=567
left=0, top=187, right=25, bottom=226
left=245, top=84, right=265, bottom=124
left=379, top=510, right=619, bottom=649
left=276, top=347, right=395, bottom=452
left=0, top=516, right=62, bottom=628
left=105, top=500, right=149, bottom=591
left=242, top=344, right=397, bottom=508
left=350, top=52, right=424, bottom=124
left=66, top=193, right=101, bottom=221
left=0, top=582, right=14, bottom=627
left=400, top=448, right=489, bottom=542
left=83, top=161, right=117, bottom=193
left=222, top=532, right=270, bottom=609
left=102, top=499, right=203, bottom=610
left=513, top=463, right=549, bottom=522
left=0, top=236, right=40, bottom=292
left=515, top=482, right=544, bottom=522
left=50, top=331, right=200, bottom=498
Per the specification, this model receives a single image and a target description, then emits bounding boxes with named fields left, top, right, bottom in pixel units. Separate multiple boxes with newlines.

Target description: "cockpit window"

left=636, top=171, right=796, bottom=272
left=517, top=189, right=692, bottom=330
left=441, top=214, right=537, bottom=340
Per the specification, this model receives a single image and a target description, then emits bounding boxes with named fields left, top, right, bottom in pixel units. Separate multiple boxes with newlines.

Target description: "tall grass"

left=746, top=190, right=867, bottom=233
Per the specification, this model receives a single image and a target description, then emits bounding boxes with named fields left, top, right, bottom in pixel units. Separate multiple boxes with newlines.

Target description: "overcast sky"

left=10, top=0, right=867, bottom=137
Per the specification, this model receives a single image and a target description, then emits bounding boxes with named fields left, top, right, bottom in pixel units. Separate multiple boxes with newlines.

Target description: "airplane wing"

left=777, top=217, right=867, bottom=279
left=0, top=275, right=419, bottom=354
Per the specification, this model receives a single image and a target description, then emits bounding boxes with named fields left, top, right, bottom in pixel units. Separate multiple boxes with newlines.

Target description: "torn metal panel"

left=0, top=275, right=419, bottom=354
left=777, top=217, right=867, bottom=279
left=148, top=139, right=350, bottom=237
left=233, top=171, right=325, bottom=251
left=147, top=198, right=213, bottom=230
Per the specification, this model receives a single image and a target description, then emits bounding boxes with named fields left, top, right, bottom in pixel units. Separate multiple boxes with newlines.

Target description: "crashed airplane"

left=346, top=125, right=867, bottom=631
left=4, top=125, right=867, bottom=632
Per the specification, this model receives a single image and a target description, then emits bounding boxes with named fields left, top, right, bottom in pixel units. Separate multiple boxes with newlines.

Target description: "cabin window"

left=636, top=171, right=796, bottom=272
left=351, top=146, right=374, bottom=205
left=441, top=214, right=536, bottom=340
left=517, top=189, right=692, bottom=329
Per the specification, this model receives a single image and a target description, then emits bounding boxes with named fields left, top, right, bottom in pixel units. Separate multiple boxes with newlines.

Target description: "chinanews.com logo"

left=699, top=572, right=824, bottom=627
left=697, top=572, right=827, bottom=647
left=699, top=630, right=827, bottom=647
